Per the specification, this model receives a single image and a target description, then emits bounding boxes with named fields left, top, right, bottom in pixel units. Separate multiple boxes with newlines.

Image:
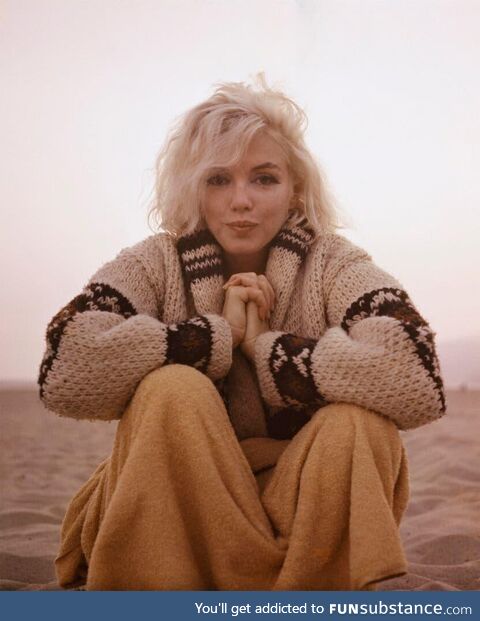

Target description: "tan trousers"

left=56, top=365, right=409, bottom=591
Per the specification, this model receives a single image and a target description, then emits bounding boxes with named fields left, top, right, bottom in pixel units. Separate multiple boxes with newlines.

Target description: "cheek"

left=264, top=192, right=291, bottom=222
left=202, top=202, right=222, bottom=228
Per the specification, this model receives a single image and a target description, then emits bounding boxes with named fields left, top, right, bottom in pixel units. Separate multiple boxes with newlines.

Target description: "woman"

left=39, top=77, right=445, bottom=591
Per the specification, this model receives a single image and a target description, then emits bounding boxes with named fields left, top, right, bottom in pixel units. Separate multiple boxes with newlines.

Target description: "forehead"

left=240, top=132, right=288, bottom=168
left=209, top=131, right=288, bottom=173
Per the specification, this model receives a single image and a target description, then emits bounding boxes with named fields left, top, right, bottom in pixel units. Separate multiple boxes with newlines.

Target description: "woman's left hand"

left=240, top=300, right=269, bottom=361
left=223, top=273, right=275, bottom=321
left=223, top=273, right=274, bottom=361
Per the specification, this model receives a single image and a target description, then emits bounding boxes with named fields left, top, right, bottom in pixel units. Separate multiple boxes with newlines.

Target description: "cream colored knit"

left=39, top=220, right=445, bottom=436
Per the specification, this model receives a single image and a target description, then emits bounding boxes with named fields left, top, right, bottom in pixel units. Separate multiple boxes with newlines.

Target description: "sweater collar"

left=176, top=218, right=315, bottom=329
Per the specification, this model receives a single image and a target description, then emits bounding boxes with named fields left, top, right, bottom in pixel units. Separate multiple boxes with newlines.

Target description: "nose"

left=230, top=181, right=253, bottom=211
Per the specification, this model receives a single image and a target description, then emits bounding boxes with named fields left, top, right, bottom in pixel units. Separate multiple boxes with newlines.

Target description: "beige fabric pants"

left=56, top=365, right=409, bottom=591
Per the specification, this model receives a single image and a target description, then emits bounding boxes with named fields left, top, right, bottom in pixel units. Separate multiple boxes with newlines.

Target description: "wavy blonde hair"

left=149, top=74, right=339, bottom=237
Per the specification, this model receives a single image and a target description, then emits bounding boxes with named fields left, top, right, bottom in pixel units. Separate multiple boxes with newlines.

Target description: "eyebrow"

left=207, top=162, right=283, bottom=174
left=251, top=162, right=282, bottom=171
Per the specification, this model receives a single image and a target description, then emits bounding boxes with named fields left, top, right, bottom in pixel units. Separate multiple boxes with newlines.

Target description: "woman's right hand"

left=222, top=285, right=250, bottom=348
left=222, top=274, right=275, bottom=349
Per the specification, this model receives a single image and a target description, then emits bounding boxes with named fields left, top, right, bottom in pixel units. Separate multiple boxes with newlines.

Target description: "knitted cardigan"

left=38, top=220, right=445, bottom=439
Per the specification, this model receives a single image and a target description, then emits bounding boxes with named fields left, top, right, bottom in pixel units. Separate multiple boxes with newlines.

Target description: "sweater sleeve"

left=38, top=239, right=232, bottom=420
left=253, top=238, right=445, bottom=430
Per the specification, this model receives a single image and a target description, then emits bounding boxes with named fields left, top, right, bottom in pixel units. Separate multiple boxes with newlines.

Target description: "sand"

left=0, top=388, right=479, bottom=591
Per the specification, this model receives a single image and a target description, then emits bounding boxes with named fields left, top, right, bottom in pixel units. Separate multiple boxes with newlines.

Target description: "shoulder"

left=310, top=231, right=370, bottom=263
left=104, top=232, right=180, bottom=279
left=307, top=232, right=401, bottom=303
left=118, top=231, right=176, bottom=263
left=307, top=231, right=371, bottom=279
left=90, top=232, right=178, bottom=299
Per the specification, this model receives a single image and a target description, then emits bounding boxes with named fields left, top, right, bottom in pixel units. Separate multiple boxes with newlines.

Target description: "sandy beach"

left=1, top=387, right=478, bottom=591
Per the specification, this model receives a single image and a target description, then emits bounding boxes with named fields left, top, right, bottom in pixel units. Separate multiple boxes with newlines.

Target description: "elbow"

left=38, top=345, right=127, bottom=421
left=39, top=375, right=124, bottom=421
left=393, top=378, right=446, bottom=431
left=410, top=356, right=447, bottom=429
left=387, top=329, right=447, bottom=430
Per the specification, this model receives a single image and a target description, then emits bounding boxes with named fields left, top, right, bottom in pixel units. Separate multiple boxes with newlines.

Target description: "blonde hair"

left=149, top=74, right=339, bottom=237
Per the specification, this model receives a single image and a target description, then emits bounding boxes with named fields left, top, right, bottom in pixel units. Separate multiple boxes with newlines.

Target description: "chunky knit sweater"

left=38, top=220, right=445, bottom=439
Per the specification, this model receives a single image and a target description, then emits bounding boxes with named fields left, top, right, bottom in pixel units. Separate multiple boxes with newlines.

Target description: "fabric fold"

left=55, top=366, right=409, bottom=591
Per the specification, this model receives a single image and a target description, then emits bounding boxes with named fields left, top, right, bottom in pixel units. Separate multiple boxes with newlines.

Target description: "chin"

left=224, top=242, right=263, bottom=255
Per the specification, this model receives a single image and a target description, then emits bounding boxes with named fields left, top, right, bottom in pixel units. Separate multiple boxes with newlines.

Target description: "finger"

left=225, top=285, right=249, bottom=304
left=224, top=272, right=259, bottom=287
left=224, top=272, right=255, bottom=283
left=255, top=279, right=272, bottom=318
left=231, top=272, right=258, bottom=279
left=223, top=273, right=259, bottom=290
left=244, top=287, right=269, bottom=320
left=245, top=299, right=260, bottom=326
left=223, top=276, right=273, bottom=318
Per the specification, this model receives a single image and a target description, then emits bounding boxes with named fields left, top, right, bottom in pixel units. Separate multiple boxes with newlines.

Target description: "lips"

left=227, top=222, right=258, bottom=227
left=227, top=223, right=258, bottom=234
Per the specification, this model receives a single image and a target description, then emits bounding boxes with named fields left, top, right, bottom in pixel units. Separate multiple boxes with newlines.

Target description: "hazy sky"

left=1, top=0, right=479, bottom=382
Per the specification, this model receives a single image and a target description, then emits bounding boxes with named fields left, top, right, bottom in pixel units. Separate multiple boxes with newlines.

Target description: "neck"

left=223, top=249, right=269, bottom=278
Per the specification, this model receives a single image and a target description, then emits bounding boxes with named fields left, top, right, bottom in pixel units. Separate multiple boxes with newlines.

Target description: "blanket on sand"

left=55, top=365, right=409, bottom=590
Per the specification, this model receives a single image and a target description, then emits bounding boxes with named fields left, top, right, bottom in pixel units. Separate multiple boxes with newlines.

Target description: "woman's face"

left=202, top=132, right=294, bottom=271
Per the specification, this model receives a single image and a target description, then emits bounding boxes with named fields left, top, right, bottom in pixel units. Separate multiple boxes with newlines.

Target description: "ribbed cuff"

left=254, top=331, right=323, bottom=407
left=254, top=330, right=287, bottom=407
left=204, top=314, right=233, bottom=380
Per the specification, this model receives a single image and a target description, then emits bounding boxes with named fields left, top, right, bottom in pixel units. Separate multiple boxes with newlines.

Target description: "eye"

left=254, top=174, right=279, bottom=186
left=206, top=174, right=229, bottom=186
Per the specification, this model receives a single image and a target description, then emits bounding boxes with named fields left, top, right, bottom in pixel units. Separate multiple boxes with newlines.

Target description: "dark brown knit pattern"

left=177, top=229, right=223, bottom=285
left=269, top=219, right=315, bottom=260
left=166, top=316, right=213, bottom=372
left=268, top=333, right=327, bottom=406
left=341, top=287, right=445, bottom=412
left=38, top=283, right=136, bottom=397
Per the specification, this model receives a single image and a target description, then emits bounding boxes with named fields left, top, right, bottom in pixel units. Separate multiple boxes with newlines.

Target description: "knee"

left=314, top=403, right=404, bottom=470
left=311, top=402, right=399, bottom=439
left=119, top=365, right=225, bottom=435
left=134, top=364, right=218, bottom=405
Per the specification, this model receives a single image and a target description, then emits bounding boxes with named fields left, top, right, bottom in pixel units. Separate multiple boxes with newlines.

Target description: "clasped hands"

left=221, top=272, right=275, bottom=361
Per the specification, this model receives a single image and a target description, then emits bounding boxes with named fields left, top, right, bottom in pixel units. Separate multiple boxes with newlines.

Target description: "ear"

left=289, top=192, right=305, bottom=213
left=289, top=179, right=302, bottom=204
left=289, top=189, right=298, bottom=211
